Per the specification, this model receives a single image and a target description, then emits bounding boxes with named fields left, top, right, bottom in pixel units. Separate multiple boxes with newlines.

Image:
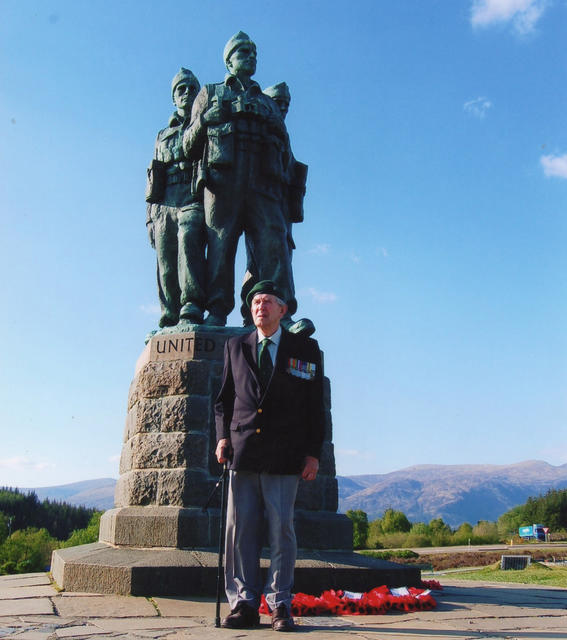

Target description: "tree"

left=346, top=510, right=369, bottom=549
left=381, top=509, right=411, bottom=534
left=0, top=513, right=9, bottom=545
left=367, top=519, right=384, bottom=549
left=62, top=512, right=102, bottom=548
left=404, top=522, right=432, bottom=547
left=0, top=528, right=57, bottom=574
left=428, top=518, right=451, bottom=545
left=498, top=488, right=567, bottom=538
left=472, top=520, right=498, bottom=542
left=0, top=487, right=95, bottom=540
left=452, top=522, right=473, bottom=544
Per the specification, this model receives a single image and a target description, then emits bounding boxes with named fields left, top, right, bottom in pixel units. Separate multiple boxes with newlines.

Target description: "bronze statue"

left=183, top=32, right=296, bottom=327
left=239, top=82, right=313, bottom=336
left=146, top=68, right=206, bottom=327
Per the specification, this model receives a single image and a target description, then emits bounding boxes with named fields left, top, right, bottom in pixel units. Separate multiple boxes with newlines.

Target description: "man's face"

left=251, top=293, right=286, bottom=334
left=173, top=81, right=199, bottom=112
left=227, top=43, right=257, bottom=78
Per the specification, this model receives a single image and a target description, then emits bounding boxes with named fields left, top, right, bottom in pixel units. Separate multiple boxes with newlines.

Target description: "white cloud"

left=108, top=454, right=121, bottom=463
left=140, top=303, right=160, bottom=315
left=471, top=0, right=548, bottom=34
left=337, top=448, right=376, bottom=461
left=464, top=97, right=493, bottom=119
left=305, top=288, right=338, bottom=303
left=377, top=247, right=389, bottom=258
left=350, top=253, right=361, bottom=264
left=0, top=456, right=54, bottom=471
left=308, top=244, right=331, bottom=255
left=541, top=153, right=567, bottom=179
left=536, top=444, right=567, bottom=465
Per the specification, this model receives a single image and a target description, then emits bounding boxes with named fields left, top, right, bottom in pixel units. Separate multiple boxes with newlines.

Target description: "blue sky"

left=1, top=0, right=565, bottom=488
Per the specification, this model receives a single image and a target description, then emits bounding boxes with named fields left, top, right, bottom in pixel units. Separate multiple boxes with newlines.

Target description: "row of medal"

left=286, top=357, right=317, bottom=380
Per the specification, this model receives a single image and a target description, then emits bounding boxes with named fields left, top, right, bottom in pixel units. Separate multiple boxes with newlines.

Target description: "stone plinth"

left=52, top=543, right=421, bottom=597
left=99, top=327, right=351, bottom=551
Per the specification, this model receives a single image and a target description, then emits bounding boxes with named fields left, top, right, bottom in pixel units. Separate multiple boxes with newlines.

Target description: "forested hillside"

left=0, top=487, right=100, bottom=575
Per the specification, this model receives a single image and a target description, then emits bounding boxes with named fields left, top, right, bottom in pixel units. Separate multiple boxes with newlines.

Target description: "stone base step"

left=51, top=543, right=421, bottom=597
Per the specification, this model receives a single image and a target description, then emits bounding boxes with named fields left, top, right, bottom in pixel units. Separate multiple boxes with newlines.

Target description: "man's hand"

left=301, top=456, right=319, bottom=482
left=216, top=438, right=232, bottom=464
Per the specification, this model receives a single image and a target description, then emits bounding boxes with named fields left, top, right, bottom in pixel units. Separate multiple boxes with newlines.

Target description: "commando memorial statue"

left=51, top=31, right=419, bottom=599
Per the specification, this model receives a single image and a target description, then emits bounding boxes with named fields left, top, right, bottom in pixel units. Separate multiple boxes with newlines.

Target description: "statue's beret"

left=223, top=31, right=256, bottom=65
left=263, top=82, right=290, bottom=103
left=171, top=68, right=200, bottom=99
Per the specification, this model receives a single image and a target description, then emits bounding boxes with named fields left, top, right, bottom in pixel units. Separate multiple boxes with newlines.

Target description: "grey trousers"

left=224, top=471, right=299, bottom=612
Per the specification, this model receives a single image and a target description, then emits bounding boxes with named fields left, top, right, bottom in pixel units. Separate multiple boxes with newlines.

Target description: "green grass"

left=447, top=562, right=567, bottom=588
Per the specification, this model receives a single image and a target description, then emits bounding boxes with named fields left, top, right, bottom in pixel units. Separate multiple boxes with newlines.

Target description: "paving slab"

left=0, top=597, right=54, bottom=616
left=93, top=617, right=202, bottom=632
left=8, top=631, right=55, bottom=640
left=55, top=624, right=112, bottom=637
left=152, top=596, right=230, bottom=618
left=54, top=594, right=158, bottom=618
left=0, top=574, right=51, bottom=588
left=0, top=585, right=58, bottom=599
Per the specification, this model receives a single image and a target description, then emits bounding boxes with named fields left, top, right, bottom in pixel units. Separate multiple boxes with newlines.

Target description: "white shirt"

left=257, top=325, right=282, bottom=365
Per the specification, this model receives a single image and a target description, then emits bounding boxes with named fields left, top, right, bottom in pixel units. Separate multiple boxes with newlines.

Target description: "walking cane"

left=203, top=462, right=229, bottom=628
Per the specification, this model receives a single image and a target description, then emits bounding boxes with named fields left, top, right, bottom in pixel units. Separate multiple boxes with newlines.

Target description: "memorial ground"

left=1, top=573, right=567, bottom=639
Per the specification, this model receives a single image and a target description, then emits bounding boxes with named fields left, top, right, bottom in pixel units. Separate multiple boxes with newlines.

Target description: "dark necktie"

left=259, top=338, right=273, bottom=390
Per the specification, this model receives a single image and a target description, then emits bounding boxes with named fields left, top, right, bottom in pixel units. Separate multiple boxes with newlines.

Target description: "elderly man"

left=146, top=68, right=206, bottom=327
left=183, top=32, right=295, bottom=327
left=215, top=280, right=324, bottom=631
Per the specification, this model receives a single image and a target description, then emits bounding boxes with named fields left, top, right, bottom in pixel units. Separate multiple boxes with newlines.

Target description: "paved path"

left=1, top=572, right=566, bottom=639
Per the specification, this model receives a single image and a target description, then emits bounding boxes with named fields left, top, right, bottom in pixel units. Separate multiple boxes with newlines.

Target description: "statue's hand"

left=147, top=222, right=155, bottom=249
left=202, top=104, right=227, bottom=126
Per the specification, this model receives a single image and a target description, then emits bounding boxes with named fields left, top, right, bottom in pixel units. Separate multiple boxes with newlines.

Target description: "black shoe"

left=272, top=604, right=294, bottom=632
left=221, top=601, right=260, bottom=629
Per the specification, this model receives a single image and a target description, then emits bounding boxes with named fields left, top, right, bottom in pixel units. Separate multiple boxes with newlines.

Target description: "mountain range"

left=23, top=478, right=117, bottom=511
left=338, top=460, right=567, bottom=527
left=20, top=460, right=567, bottom=528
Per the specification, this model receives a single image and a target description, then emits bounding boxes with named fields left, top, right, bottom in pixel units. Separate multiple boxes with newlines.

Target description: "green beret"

left=171, top=68, right=200, bottom=99
left=246, top=280, right=286, bottom=308
left=223, top=31, right=256, bottom=66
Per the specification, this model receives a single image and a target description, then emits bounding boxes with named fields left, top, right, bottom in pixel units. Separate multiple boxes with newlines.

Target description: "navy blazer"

left=215, top=328, right=325, bottom=474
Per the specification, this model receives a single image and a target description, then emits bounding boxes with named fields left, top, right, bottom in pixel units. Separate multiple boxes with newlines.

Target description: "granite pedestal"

left=52, top=327, right=417, bottom=595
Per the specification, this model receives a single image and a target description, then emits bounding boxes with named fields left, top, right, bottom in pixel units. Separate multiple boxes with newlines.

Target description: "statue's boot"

left=179, top=303, right=204, bottom=324
left=203, top=313, right=227, bottom=327
left=159, top=311, right=178, bottom=328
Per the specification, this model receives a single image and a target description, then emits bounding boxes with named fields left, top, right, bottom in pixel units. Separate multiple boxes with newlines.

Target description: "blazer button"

left=257, top=408, right=263, bottom=414
left=256, top=428, right=261, bottom=434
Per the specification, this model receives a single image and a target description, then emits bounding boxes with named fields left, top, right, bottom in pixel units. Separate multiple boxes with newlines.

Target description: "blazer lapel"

left=242, top=330, right=260, bottom=383
left=274, top=329, right=290, bottom=374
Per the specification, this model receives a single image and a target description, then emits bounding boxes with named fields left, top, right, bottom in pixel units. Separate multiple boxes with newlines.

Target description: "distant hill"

left=20, top=460, right=567, bottom=527
left=23, top=478, right=116, bottom=511
left=338, top=460, right=567, bottom=527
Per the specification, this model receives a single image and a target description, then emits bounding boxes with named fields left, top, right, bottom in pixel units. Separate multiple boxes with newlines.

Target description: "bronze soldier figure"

left=146, top=68, right=206, bottom=327
left=183, top=32, right=295, bottom=327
